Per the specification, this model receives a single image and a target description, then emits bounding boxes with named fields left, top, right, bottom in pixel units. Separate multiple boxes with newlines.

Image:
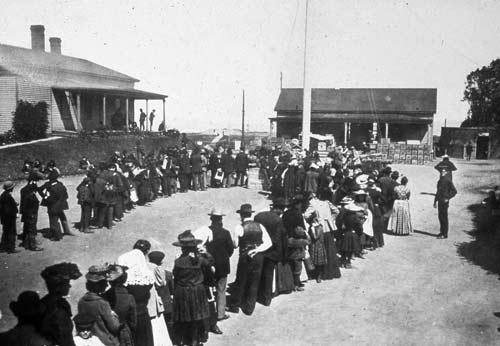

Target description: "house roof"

left=275, top=88, right=437, bottom=114
left=0, top=43, right=138, bottom=83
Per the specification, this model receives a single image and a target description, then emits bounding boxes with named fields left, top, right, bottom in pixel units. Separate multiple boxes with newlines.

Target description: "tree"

left=462, top=58, right=500, bottom=127
left=12, top=100, right=49, bottom=141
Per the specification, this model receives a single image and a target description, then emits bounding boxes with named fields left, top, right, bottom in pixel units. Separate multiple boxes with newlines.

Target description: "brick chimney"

left=30, top=25, right=45, bottom=51
left=49, top=37, right=61, bottom=54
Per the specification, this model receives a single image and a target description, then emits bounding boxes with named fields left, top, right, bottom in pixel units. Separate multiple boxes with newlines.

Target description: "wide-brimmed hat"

left=3, top=181, right=16, bottom=190
left=9, top=291, right=42, bottom=318
left=41, top=262, right=82, bottom=284
left=352, top=189, right=367, bottom=196
left=344, top=203, right=365, bottom=212
left=148, top=251, right=165, bottom=266
left=208, top=208, right=225, bottom=217
left=106, top=264, right=128, bottom=281
left=236, top=203, right=255, bottom=214
left=173, top=230, right=203, bottom=247
left=85, top=264, right=109, bottom=282
left=442, top=154, right=449, bottom=159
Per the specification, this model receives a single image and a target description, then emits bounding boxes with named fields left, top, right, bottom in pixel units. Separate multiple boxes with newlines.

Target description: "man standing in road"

left=0, top=181, right=19, bottom=253
left=434, top=169, right=457, bottom=239
left=254, top=197, right=288, bottom=306
left=227, top=204, right=272, bottom=315
left=235, top=147, right=249, bottom=187
left=465, top=142, right=473, bottom=161
left=434, top=154, right=457, bottom=181
left=39, top=169, right=74, bottom=240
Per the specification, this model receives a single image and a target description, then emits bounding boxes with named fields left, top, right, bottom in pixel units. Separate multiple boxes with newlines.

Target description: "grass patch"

left=0, top=134, right=180, bottom=181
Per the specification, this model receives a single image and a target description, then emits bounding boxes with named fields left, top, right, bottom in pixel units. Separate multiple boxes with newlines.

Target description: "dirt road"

left=1, top=160, right=499, bottom=346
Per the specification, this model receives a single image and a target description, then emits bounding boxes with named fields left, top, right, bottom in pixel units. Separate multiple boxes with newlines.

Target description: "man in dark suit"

left=20, top=172, right=44, bottom=251
left=434, top=169, right=457, bottom=239
left=254, top=197, right=288, bottom=306
left=190, top=148, right=203, bottom=191
left=39, top=169, right=73, bottom=240
left=235, top=147, right=249, bottom=187
left=0, top=181, right=19, bottom=253
left=201, top=209, right=234, bottom=329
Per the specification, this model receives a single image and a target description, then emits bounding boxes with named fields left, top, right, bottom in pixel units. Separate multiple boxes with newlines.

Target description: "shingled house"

left=0, top=25, right=166, bottom=134
left=271, top=88, right=437, bottom=147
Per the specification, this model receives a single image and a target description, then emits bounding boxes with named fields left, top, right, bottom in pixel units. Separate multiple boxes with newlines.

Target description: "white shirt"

left=192, top=225, right=213, bottom=247
left=232, top=217, right=272, bottom=253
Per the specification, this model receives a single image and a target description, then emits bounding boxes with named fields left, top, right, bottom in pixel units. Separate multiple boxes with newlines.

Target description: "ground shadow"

left=413, top=229, right=438, bottom=237
left=456, top=203, right=500, bottom=276
left=419, top=192, right=436, bottom=196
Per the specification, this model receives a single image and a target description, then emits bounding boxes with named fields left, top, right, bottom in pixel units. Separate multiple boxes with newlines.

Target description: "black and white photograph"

left=0, top=1, right=499, bottom=345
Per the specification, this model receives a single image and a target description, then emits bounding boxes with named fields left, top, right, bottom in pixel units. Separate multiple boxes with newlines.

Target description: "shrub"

left=12, top=100, right=49, bottom=141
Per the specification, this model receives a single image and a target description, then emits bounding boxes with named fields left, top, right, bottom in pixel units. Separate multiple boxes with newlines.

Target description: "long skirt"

left=340, top=230, right=361, bottom=253
left=275, top=261, right=294, bottom=294
left=322, top=232, right=341, bottom=279
left=363, top=209, right=374, bottom=237
left=309, top=235, right=327, bottom=266
left=372, top=208, right=385, bottom=247
left=173, top=285, right=210, bottom=322
left=388, top=199, right=413, bottom=235
left=135, top=312, right=154, bottom=346
left=151, top=314, right=172, bottom=346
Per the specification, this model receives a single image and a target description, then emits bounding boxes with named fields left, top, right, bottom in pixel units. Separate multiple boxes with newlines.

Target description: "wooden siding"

left=0, top=76, right=16, bottom=133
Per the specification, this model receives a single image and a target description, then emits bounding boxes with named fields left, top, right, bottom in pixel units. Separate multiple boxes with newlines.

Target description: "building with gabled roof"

left=271, top=88, right=437, bottom=147
left=0, top=25, right=167, bottom=134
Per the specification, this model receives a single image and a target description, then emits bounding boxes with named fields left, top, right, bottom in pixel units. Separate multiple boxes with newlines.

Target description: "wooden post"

left=301, top=0, right=311, bottom=151
left=428, top=123, right=433, bottom=145
left=241, top=90, right=245, bottom=149
left=162, top=98, right=166, bottom=132
left=125, top=98, right=129, bottom=132
left=344, top=122, right=348, bottom=144
left=76, top=93, right=81, bottom=131
left=385, top=123, right=389, bottom=139
left=145, top=99, right=149, bottom=131
left=102, top=96, right=106, bottom=127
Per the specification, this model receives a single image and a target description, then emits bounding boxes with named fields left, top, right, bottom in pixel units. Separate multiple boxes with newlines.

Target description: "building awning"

left=52, top=86, right=167, bottom=99
left=274, top=112, right=433, bottom=124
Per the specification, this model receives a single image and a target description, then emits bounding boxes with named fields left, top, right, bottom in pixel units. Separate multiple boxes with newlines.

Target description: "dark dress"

left=0, top=190, right=18, bottom=252
left=103, top=286, right=137, bottom=346
left=39, top=294, right=75, bottom=346
left=125, top=285, right=154, bottom=346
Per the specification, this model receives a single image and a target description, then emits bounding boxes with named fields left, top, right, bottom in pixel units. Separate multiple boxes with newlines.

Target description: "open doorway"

left=476, top=135, right=489, bottom=159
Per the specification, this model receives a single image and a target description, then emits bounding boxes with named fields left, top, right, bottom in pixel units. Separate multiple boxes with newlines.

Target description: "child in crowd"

left=73, top=313, right=105, bottom=346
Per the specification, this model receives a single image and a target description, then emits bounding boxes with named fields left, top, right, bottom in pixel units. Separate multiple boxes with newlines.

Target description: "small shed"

left=439, top=127, right=496, bottom=159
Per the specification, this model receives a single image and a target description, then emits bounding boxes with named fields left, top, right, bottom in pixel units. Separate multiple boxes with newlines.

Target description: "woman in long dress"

left=388, top=176, right=413, bottom=235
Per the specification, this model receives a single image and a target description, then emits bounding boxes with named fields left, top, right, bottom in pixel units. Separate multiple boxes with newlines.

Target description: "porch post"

left=76, top=93, right=81, bottom=131
left=102, top=96, right=106, bottom=127
left=162, top=98, right=166, bottom=132
left=428, top=123, right=433, bottom=145
left=385, top=123, right=389, bottom=139
left=344, top=122, right=348, bottom=144
left=145, top=99, right=149, bottom=131
left=372, top=122, right=377, bottom=142
left=125, top=98, right=129, bottom=132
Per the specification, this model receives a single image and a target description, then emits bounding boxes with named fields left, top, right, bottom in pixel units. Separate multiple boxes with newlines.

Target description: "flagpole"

left=302, top=0, right=311, bottom=151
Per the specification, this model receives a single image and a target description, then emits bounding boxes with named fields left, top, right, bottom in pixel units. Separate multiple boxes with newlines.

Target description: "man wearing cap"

left=20, top=172, right=44, bottom=251
left=434, top=169, right=457, bottom=239
left=254, top=197, right=288, bottom=306
left=227, top=203, right=272, bottom=315
left=39, top=169, right=74, bottom=240
left=200, top=209, right=234, bottom=326
left=434, top=154, right=457, bottom=181
left=0, top=181, right=19, bottom=253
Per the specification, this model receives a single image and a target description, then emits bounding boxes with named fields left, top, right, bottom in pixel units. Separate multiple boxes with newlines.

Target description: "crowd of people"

left=0, top=142, right=461, bottom=346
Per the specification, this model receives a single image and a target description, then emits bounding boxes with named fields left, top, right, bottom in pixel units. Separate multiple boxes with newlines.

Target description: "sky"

left=0, top=0, right=499, bottom=134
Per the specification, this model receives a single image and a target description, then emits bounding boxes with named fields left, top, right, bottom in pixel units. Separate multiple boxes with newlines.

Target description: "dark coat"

left=77, top=292, right=120, bottom=346
left=190, top=153, right=203, bottom=173
left=20, top=183, right=39, bottom=221
left=208, top=154, right=222, bottom=172
left=235, top=152, right=249, bottom=172
left=206, top=224, right=234, bottom=277
left=0, top=190, right=18, bottom=224
left=103, top=285, right=137, bottom=333
left=39, top=180, right=69, bottom=214
left=254, top=211, right=285, bottom=262
left=221, top=153, right=235, bottom=174
left=282, top=208, right=306, bottom=237
left=40, top=294, right=75, bottom=346
left=434, top=177, right=457, bottom=203
left=178, top=154, right=192, bottom=175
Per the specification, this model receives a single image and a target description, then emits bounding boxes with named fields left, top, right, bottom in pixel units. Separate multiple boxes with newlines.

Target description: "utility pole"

left=301, top=0, right=311, bottom=151
left=280, top=72, right=283, bottom=89
left=241, top=89, right=245, bottom=149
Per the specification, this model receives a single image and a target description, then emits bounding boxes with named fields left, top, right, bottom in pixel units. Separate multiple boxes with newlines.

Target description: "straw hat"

left=172, top=230, right=203, bottom=247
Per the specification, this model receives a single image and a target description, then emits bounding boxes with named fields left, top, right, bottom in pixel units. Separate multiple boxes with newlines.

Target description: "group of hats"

left=84, top=263, right=128, bottom=282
